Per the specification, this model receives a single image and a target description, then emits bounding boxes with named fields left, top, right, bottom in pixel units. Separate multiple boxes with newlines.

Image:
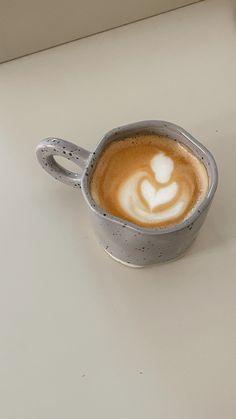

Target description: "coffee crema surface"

left=90, top=135, right=208, bottom=228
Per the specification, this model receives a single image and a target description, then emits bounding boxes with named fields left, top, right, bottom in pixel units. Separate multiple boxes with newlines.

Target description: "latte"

left=90, top=134, right=208, bottom=228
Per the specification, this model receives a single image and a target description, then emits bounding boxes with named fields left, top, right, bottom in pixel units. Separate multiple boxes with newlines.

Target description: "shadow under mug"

left=36, top=120, right=218, bottom=267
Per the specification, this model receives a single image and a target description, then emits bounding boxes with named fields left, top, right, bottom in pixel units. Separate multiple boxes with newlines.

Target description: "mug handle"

left=36, top=138, right=91, bottom=188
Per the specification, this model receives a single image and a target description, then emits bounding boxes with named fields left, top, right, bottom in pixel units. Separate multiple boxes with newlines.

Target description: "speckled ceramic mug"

left=36, top=121, right=218, bottom=267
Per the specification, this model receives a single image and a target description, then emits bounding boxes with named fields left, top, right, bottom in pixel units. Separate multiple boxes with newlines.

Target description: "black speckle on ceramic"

left=36, top=137, right=91, bottom=189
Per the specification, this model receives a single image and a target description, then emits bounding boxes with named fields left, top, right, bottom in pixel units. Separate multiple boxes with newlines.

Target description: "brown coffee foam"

left=90, top=135, right=208, bottom=228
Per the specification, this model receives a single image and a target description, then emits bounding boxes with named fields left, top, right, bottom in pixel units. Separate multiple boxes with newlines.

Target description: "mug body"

left=81, top=121, right=218, bottom=267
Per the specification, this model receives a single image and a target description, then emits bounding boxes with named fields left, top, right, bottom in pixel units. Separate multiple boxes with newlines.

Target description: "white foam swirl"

left=118, top=153, right=189, bottom=225
left=151, top=152, right=174, bottom=183
left=141, top=180, right=178, bottom=210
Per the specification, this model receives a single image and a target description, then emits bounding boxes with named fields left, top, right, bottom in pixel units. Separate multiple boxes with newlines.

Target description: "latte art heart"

left=141, top=179, right=178, bottom=210
left=118, top=151, right=187, bottom=222
left=140, top=152, right=178, bottom=210
left=90, top=135, right=208, bottom=228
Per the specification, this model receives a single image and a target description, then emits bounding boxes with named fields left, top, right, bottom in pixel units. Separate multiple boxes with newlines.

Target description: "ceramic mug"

left=36, top=120, right=218, bottom=267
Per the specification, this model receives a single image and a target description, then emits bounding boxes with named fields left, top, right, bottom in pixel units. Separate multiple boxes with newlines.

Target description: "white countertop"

left=0, top=0, right=236, bottom=417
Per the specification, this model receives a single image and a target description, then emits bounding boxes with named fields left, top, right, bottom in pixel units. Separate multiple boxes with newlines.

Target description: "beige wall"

left=0, top=0, right=201, bottom=63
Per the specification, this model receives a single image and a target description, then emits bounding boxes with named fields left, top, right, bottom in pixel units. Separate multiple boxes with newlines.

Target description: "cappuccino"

left=90, top=135, right=208, bottom=228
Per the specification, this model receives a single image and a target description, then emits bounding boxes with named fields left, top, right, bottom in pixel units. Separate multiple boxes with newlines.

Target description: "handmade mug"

left=36, top=120, right=218, bottom=267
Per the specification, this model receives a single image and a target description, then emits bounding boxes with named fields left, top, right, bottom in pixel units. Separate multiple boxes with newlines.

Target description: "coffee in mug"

left=90, top=134, right=208, bottom=228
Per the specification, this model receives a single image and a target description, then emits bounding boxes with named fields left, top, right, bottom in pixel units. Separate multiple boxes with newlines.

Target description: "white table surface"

left=0, top=0, right=236, bottom=418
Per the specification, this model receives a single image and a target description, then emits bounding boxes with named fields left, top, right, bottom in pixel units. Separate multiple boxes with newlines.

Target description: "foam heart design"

left=141, top=180, right=178, bottom=210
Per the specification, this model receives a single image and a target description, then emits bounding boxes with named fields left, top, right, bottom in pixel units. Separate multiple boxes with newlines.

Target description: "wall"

left=0, top=0, right=202, bottom=63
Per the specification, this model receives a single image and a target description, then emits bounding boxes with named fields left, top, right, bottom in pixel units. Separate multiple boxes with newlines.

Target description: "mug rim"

left=81, top=120, right=218, bottom=235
